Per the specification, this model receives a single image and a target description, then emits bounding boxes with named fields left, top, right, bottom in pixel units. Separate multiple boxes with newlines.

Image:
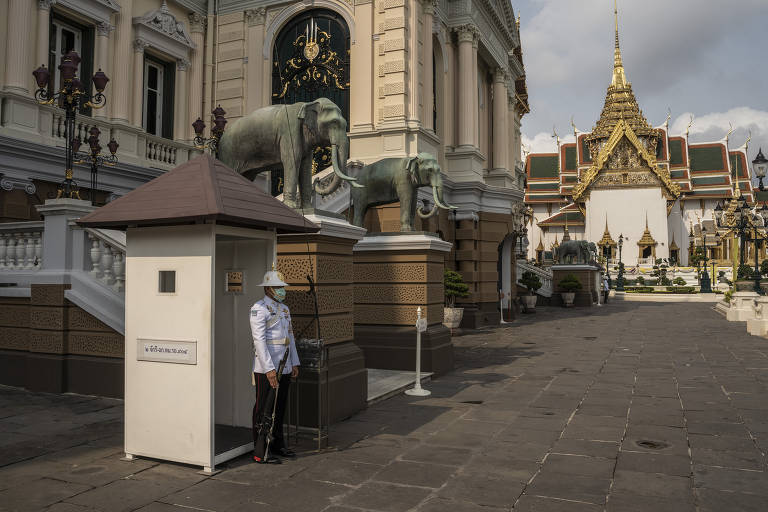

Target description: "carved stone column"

left=277, top=214, right=368, bottom=425
left=244, top=8, right=266, bottom=113
left=492, top=68, right=509, bottom=171
left=94, top=22, right=112, bottom=119
left=111, top=0, right=133, bottom=122
left=174, top=59, right=189, bottom=140
left=187, top=13, right=206, bottom=139
left=422, top=0, right=435, bottom=132
left=131, top=39, right=148, bottom=127
left=4, top=0, right=33, bottom=92
left=36, top=0, right=54, bottom=71
left=455, top=25, right=477, bottom=148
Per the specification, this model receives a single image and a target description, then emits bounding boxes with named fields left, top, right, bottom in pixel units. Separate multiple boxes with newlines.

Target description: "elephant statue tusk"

left=432, top=185, right=457, bottom=210
left=417, top=200, right=439, bottom=219
left=331, top=145, right=364, bottom=187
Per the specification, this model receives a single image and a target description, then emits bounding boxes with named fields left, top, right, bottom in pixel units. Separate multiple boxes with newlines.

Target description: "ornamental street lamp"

left=193, top=105, right=227, bottom=156
left=72, top=126, right=119, bottom=201
left=617, top=234, right=625, bottom=291
left=753, top=148, right=768, bottom=192
left=700, top=225, right=712, bottom=293
left=33, top=51, right=110, bottom=199
left=715, top=197, right=768, bottom=294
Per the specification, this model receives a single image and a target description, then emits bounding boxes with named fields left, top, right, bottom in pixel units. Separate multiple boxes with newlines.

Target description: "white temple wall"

left=668, top=199, right=687, bottom=265
left=584, top=188, right=669, bottom=266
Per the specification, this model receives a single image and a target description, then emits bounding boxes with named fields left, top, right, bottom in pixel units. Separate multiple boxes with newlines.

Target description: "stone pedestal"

left=353, top=233, right=454, bottom=375
left=550, top=264, right=603, bottom=307
left=747, top=296, right=768, bottom=336
left=277, top=212, right=368, bottom=425
left=728, top=291, right=760, bottom=322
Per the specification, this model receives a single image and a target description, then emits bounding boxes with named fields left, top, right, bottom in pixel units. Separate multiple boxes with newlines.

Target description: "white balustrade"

left=0, top=227, right=44, bottom=271
left=517, top=259, right=554, bottom=297
left=87, top=232, right=125, bottom=292
left=146, top=134, right=178, bottom=166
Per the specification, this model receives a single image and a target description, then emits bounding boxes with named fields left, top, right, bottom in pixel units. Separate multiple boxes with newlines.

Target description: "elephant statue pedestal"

left=551, top=264, right=603, bottom=308
left=352, top=233, right=454, bottom=376
left=277, top=211, right=368, bottom=425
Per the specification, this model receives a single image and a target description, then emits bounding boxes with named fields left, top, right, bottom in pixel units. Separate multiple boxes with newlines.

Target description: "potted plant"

left=443, top=270, right=469, bottom=329
left=760, top=260, right=768, bottom=294
left=558, top=273, right=582, bottom=307
left=518, top=270, right=542, bottom=313
left=735, top=264, right=756, bottom=292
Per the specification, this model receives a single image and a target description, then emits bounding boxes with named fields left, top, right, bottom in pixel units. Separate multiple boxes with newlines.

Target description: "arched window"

left=271, top=9, right=350, bottom=196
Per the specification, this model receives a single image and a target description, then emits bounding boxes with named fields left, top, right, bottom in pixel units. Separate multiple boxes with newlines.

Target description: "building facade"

left=0, top=0, right=529, bottom=397
left=524, top=9, right=756, bottom=268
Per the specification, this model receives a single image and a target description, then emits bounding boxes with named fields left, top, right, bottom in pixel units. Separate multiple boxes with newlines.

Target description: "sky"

left=515, top=0, right=768, bottom=167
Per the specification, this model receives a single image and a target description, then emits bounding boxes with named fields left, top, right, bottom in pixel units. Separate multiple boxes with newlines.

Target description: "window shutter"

left=79, top=25, right=95, bottom=117
left=162, top=61, right=175, bottom=140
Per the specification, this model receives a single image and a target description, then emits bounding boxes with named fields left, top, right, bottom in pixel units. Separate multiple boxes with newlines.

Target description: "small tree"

left=444, top=270, right=469, bottom=307
left=673, top=276, right=686, bottom=286
left=636, top=275, right=645, bottom=285
left=737, top=264, right=755, bottom=281
left=518, top=270, right=542, bottom=296
left=761, top=259, right=768, bottom=277
left=558, top=274, right=582, bottom=293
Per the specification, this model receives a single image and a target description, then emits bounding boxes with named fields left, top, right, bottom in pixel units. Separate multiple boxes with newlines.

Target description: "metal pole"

left=754, top=228, right=761, bottom=294
left=405, top=307, right=430, bottom=397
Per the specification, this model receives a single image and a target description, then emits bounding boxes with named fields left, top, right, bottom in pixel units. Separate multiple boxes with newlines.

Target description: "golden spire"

left=611, top=0, right=627, bottom=88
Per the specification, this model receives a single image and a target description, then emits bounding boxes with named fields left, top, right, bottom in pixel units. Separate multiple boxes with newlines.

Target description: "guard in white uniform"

left=250, top=268, right=300, bottom=463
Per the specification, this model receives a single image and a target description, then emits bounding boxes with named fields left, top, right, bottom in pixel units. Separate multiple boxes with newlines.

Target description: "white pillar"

left=492, top=69, right=509, bottom=172
left=132, top=39, right=147, bottom=127
left=110, top=0, right=133, bottom=122
left=188, top=13, right=206, bottom=139
left=202, top=12, right=215, bottom=136
left=456, top=25, right=476, bottom=148
left=175, top=59, right=189, bottom=140
left=472, top=37, right=479, bottom=148
left=94, top=22, right=112, bottom=118
left=5, top=0, right=33, bottom=92
left=36, top=0, right=53, bottom=70
left=422, top=0, right=435, bottom=132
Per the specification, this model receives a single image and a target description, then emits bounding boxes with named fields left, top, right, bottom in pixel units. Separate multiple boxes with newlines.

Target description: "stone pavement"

left=2, top=301, right=768, bottom=511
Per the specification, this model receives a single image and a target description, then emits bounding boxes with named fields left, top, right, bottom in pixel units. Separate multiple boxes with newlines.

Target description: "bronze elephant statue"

left=217, top=97, right=361, bottom=210
left=554, top=240, right=596, bottom=264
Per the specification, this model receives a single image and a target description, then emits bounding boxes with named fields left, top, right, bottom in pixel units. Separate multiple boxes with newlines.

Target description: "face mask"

left=273, top=287, right=286, bottom=302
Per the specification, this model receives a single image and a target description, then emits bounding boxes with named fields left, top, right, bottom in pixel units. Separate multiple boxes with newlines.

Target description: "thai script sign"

left=137, top=338, right=197, bottom=365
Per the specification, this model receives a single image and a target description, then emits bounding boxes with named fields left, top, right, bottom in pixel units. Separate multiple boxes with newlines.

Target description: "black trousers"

left=252, top=372, right=291, bottom=458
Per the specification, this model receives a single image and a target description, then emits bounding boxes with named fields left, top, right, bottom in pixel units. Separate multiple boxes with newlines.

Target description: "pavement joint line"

left=527, top=493, right=604, bottom=506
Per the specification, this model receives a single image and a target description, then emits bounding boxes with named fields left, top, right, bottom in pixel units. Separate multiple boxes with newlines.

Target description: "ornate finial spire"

left=612, top=0, right=627, bottom=88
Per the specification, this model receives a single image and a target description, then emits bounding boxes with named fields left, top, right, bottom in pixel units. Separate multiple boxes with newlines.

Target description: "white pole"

left=405, top=307, right=430, bottom=396
left=499, top=290, right=508, bottom=324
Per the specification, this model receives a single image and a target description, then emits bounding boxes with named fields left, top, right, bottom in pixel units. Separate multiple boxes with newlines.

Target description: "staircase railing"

left=517, top=259, right=553, bottom=297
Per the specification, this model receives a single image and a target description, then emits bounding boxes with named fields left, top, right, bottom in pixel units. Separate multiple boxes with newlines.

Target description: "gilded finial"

left=611, top=0, right=627, bottom=87
left=685, top=114, right=694, bottom=137
left=552, top=125, right=560, bottom=147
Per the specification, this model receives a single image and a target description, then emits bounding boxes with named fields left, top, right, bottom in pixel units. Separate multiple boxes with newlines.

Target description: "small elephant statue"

left=351, top=153, right=456, bottom=232
left=554, top=239, right=591, bottom=264
left=217, top=97, right=361, bottom=210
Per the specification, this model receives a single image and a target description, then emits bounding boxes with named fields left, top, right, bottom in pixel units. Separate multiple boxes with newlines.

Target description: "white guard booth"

left=78, top=155, right=317, bottom=472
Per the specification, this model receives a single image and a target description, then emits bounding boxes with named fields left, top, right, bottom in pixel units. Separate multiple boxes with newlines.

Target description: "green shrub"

left=636, top=276, right=645, bottom=285
left=558, top=274, right=582, bottom=293
left=444, top=270, right=469, bottom=307
left=518, top=270, right=542, bottom=295
left=724, top=289, right=733, bottom=303
left=673, top=277, right=687, bottom=286
left=737, top=264, right=755, bottom=280
left=625, top=286, right=655, bottom=293
left=664, top=286, right=696, bottom=294
left=660, top=276, right=672, bottom=286
left=761, top=260, right=768, bottom=276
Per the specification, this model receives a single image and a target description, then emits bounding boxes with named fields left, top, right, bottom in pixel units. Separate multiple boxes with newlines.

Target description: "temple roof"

left=587, top=2, right=654, bottom=141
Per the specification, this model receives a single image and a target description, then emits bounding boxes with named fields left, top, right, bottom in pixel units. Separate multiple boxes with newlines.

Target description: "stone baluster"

left=90, top=234, right=103, bottom=278
left=15, top=233, right=27, bottom=269
left=112, top=251, right=125, bottom=292
left=101, top=244, right=114, bottom=285
left=6, top=235, right=17, bottom=268
left=24, top=233, right=36, bottom=269
left=0, top=234, right=7, bottom=269
left=34, top=232, right=43, bottom=268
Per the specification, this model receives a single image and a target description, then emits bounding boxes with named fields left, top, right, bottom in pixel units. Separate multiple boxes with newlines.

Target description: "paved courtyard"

left=1, top=301, right=768, bottom=511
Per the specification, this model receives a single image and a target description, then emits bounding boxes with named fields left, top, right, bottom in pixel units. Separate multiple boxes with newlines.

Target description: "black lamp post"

left=753, top=148, right=768, bottom=191
left=72, top=126, right=119, bottom=201
left=32, top=51, right=110, bottom=199
left=700, top=225, right=712, bottom=293
left=715, top=197, right=768, bottom=294
left=617, top=234, right=624, bottom=291
left=192, top=105, right=227, bottom=156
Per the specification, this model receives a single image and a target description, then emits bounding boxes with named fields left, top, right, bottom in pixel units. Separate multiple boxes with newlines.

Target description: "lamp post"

left=32, top=51, right=110, bottom=199
left=753, top=148, right=768, bottom=191
left=192, top=105, right=227, bottom=156
left=617, top=234, right=624, bottom=291
left=715, top=197, right=768, bottom=294
left=72, top=126, right=118, bottom=202
left=700, top=225, right=712, bottom=293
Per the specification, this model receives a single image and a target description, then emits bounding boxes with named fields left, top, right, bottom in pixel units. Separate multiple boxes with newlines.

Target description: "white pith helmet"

left=258, top=265, right=288, bottom=287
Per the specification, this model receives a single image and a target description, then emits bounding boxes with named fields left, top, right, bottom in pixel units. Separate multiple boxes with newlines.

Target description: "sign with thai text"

left=137, top=338, right=197, bottom=365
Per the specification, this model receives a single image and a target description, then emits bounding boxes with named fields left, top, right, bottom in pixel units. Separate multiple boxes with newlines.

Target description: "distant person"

left=603, top=276, right=610, bottom=303
left=250, top=268, right=300, bottom=464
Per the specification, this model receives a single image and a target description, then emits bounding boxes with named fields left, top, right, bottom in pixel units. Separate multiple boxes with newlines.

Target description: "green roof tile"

left=690, top=146, right=725, bottom=172
left=669, top=139, right=684, bottom=166
left=564, top=146, right=577, bottom=171
left=529, top=155, right=559, bottom=178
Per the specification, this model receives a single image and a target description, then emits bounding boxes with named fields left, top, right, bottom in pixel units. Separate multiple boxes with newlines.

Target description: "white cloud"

left=670, top=108, right=768, bottom=152
left=520, top=132, right=575, bottom=156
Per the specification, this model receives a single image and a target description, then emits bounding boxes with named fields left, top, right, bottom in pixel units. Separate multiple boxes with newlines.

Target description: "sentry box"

left=79, top=155, right=317, bottom=472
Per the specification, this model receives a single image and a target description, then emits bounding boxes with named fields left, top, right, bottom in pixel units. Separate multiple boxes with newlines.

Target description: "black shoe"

left=253, top=454, right=281, bottom=464
left=274, top=447, right=296, bottom=458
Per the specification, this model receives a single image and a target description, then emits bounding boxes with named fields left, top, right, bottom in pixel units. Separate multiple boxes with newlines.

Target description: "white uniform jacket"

left=249, top=295, right=300, bottom=375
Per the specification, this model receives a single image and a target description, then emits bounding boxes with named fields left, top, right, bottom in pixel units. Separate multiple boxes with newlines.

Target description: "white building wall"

left=584, top=188, right=669, bottom=267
